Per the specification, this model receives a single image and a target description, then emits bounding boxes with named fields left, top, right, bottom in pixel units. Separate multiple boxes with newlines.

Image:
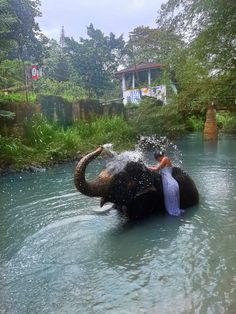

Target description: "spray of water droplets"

left=103, top=143, right=144, bottom=175
left=102, top=136, right=183, bottom=175
left=135, top=135, right=183, bottom=167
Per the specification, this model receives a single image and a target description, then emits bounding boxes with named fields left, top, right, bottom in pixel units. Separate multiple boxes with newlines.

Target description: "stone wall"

left=102, top=101, right=125, bottom=117
left=39, top=95, right=73, bottom=126
left=73, top=99, right=103, bottom=121
left=0, top=102, right=40, bottom=136
left=0, top=96, right=125, bottom=136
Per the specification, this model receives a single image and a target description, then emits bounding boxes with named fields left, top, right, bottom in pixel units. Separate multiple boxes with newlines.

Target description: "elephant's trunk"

left=74, top=147, right=112, bottom=197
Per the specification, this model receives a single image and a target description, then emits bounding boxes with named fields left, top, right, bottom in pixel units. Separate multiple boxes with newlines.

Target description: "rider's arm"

left=148, top=156, right=171, bottom=171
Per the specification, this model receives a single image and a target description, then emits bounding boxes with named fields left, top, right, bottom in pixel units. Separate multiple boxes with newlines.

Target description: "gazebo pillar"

left=122, top=73, right=126, bottom=91
left=132, top=73, right=135, bottom=89
left=148, top=69, right=151, bottom=86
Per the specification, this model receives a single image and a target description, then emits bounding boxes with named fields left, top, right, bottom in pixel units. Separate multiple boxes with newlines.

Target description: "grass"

left=0, top=114, right=137, bottom=169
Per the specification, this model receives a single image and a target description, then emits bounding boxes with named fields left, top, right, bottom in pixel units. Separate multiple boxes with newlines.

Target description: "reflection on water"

left=1, top=133, right=236, bottom=314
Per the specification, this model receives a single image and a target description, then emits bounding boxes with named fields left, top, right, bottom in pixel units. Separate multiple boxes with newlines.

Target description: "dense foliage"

left=130, top=97, right=204, bottom=137
left=156, top=0, right=236, bottom=107
left=0, top=0, right=46, bottom=62
left=126, top=26, right=183, bottom=65
left=64, top=24, right=126, bottom=97
left=157, top=0, right=236, bottom=71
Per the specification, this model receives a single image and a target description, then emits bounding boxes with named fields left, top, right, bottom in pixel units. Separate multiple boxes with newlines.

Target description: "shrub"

left=131, top=100, right=186, bottom=137
left=216, top=112, right=236, bottom=133
left=185, top=115, right=204, bottom=131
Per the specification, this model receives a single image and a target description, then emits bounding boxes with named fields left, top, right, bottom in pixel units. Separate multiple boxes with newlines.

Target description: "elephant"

left=74, top=147, right=199, bottom=219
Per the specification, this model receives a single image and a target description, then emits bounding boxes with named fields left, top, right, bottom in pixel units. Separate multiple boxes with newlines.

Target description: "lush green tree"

left=0, top=0, right=46, bottom=62
left=156, top=0, right=236, bottom=107
left=0, top=59, right=25, bottom=89
left=157, top=0, right=236, bottom=71
left=0, top=0, right=17, bottom=60
left=43, top=39, right=70, bottom=82
left=65, top=24, right=126, bottom=96
left=34, top=36, right=88, bottom=100
left=127, top=26, right=183, bottom=65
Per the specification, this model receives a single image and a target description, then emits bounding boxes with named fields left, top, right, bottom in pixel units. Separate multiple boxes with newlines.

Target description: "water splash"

left=135, top=135, right=183, bottom=167
left=102, top=136, right=183, bottom=174
left=105, top=150, right=144, bottom=175
left=102, top=143, right=114, bottom=153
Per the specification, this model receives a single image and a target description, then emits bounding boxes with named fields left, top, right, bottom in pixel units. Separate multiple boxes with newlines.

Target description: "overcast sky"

left=38, top=0, right=165, bottom=41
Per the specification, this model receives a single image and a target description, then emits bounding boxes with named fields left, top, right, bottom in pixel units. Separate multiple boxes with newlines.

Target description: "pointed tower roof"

left=59, top=26, right=65, bottom=49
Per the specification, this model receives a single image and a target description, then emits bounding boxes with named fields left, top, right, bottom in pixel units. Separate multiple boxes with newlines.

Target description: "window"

left=136, top=70, right=148, bottom=88
left=150, top=68, right=161, bottom=85
left=125, top=73, right=133, bottom=89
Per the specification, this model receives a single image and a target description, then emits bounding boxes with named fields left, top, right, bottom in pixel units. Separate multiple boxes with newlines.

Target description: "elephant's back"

left=172, top=167, right=199, bottom=208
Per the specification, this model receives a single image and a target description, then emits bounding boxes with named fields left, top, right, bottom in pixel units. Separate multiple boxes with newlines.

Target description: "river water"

left=0, top=133, right=236, bottom=314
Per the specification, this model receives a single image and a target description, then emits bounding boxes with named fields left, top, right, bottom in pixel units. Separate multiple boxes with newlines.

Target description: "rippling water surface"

left=1, top=133, right=236, bottom=314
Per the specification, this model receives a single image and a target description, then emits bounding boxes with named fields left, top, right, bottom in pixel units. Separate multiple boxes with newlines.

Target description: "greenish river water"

left=0, top=133, right=236, bottom=314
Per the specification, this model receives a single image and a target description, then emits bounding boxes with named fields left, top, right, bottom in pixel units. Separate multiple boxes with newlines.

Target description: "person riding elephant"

left=148, top=150, right=182, bottom=216
left=74, top=146, right=199, bottom=219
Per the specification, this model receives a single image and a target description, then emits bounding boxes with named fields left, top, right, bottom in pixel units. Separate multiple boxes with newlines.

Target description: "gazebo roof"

left=116, top=62, right=162, bottom=75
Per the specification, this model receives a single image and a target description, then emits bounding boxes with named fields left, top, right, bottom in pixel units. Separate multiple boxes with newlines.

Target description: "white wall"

left=123, top=85, right=166, bottom=105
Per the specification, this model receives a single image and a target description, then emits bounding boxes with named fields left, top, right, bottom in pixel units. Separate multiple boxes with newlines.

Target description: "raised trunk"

left=74, top=147, right=112, bottom=197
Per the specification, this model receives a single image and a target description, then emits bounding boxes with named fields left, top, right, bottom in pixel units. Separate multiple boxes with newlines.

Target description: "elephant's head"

left=74, top=147, right=157, bottom=208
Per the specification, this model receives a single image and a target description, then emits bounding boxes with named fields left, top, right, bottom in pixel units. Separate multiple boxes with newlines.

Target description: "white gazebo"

left=116, top=63, right=167, bottom=105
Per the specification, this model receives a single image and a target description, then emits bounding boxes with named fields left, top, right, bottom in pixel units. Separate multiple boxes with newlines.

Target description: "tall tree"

left=0, top=0, right=46, bottom=62
left=42, top=39, right=69, bottom=82
left=156, top=0, right=236, bottom=107
left=65, top=24, right=126, bottom=96
left=0, top=0, right=17, bottom=60
left=157, top=0, right=236, bottom=71
left=127, top=26, right=183, bottom=65
left=44, top=27, right=70, bottom=82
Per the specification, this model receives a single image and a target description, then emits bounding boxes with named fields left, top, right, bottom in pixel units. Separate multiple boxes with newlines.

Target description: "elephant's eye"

left=127, top=180, right=136, bottom=188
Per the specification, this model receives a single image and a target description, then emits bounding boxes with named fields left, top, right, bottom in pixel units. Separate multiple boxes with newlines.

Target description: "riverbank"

left=0, top=155, right=78, bottom=176
left=0, top=115, right=137, bottom=175
left=0, top=144, right=115, bottom=176
left=1, top=109, right=235, bottom=176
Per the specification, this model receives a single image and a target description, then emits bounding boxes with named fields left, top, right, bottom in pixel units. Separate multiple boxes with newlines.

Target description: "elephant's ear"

left=134, top=186, right=157, bottom=198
